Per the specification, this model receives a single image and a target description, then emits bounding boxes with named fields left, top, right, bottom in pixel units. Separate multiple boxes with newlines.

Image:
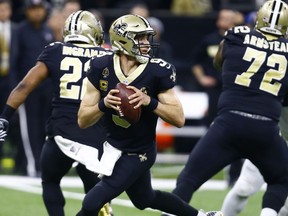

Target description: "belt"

left=230, top=110, right=272, bottom=121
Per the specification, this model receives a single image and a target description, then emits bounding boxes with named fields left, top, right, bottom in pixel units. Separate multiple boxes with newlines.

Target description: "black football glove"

left=0, top=118, right=9, bottom=143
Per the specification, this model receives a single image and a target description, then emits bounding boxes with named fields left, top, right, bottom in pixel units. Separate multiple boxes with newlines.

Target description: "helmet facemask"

left=130, top=32, right=159, bottom=64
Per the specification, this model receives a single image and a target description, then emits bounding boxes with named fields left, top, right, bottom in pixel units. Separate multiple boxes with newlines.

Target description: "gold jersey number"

left=59, top=57, right=90, bottom=100
left=235, top=47, right=287, bottom=96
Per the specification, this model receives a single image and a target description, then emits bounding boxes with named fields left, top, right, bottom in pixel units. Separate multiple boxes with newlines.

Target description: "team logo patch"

left=170, top=70, right=176, bottom=83
left=102, top=67, right=109, bottom=78
left=139, top=153, right=147, bottom=162
left=100, top=80, right=108, bottom=91
left=70, top=145, right=80, bottom=154
left=141, top=87, right=148, bottom=95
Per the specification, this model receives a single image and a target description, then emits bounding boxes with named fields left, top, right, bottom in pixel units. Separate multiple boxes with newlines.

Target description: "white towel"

left=54, top=136, right=122, bottom=177
left=54, top=135, right=100, bottom=172
left=96, top=141, right=122, bottom=178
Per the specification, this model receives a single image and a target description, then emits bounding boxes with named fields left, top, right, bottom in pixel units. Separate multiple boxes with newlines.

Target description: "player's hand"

left=198, top=75, right=217, bottom=87
left=104, top=89, right=121, bottom=111
left=0, top=118, right=9, bottom=143
left=126, top=85, right=150, bottom=109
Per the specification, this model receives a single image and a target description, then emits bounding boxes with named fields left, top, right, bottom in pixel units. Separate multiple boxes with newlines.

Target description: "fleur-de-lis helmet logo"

left=113, top=22, right=128, bottom=37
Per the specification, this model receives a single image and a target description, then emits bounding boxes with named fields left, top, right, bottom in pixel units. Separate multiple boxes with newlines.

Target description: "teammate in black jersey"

left=76, top=14, right=223, bottom=216
left=163, top=1, right=288, bottom=216
left=0, top=11, right=112, bottom=216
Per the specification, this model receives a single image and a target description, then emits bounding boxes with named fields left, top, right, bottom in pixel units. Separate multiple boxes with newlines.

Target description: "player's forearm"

left=7, top=65, right=48, bottom=111
left=1, top=84, right=31, bottom=121
left=78, top=104, right=103, bottom=129
left=154, top=103, right=185, bottom=128
left=6, top=82, right=33, bottom=110
left=192, top=65, right=205, bottom=81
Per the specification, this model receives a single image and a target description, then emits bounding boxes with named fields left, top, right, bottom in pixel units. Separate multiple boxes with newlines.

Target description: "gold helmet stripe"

left=270, top=0, right=283, bottom=29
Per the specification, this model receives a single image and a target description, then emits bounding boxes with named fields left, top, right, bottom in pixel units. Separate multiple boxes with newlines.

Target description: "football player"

left=221, top=100, right=288, bottom=216
left=162, top=1, right=288, bottom=216
left=76, top=14, right=223, bottom=216
left=0, top=10, right=112, bottom=216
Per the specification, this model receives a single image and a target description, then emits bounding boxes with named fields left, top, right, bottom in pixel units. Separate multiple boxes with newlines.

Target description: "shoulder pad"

left=45, top=41, right=63, bottom=49
left=150, top=58, right=175, bottom=71
left=149, top=58, right=176, bottom=82
left=90, top=52, right=113, bottom=69
left=227, top=26, right=251, bottom=36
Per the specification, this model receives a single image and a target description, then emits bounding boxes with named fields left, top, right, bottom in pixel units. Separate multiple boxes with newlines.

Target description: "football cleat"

left=98, top=203, right=111, bottom=216
left=206, top=211, right=224, bottom=216
left=109, top=204, right=114, bottom=216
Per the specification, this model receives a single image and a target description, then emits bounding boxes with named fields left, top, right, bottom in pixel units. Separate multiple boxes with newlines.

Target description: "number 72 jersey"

left=218, top=25, right=288, bottom=121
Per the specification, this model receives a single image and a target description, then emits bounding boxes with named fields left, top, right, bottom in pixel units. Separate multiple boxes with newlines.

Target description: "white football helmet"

left=109, top=14, right=158, bottom=64
left=255, top=0, right=288, bottom=37
left=63, top=10, right=104, bottom=46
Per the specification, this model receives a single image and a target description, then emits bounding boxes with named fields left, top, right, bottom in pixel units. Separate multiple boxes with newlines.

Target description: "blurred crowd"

left=9, top=0, right=223, bottom=23
left=0, top=0, right=260, bottom=181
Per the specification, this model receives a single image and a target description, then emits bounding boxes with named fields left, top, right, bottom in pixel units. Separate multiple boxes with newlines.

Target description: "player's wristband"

left=146, top=97, right=158, bottom=111
left=0, top=104, right=16, bottom=120
left=98, top=99, right=109, bottom=112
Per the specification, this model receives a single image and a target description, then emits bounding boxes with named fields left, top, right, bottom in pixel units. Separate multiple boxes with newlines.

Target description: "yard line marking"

left=0, top=175, right=246, bottom=212
left=0, top=175, right=228, bottom=190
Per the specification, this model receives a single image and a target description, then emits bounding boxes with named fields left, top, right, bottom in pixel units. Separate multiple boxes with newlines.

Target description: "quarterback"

left=76, top=14, right=223, bottom=216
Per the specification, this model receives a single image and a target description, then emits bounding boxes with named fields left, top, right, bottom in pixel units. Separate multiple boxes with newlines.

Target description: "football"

left=114, top=82, right=141, bottom=124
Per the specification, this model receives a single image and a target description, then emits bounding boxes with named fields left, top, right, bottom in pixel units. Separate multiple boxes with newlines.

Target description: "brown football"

left=115, top=82, right=141, bottom=124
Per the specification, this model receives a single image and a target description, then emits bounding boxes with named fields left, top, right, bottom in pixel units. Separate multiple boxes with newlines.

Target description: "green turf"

left=191, top=190, right=263, bottom=215
left=0, top=185, right=264, bottom=216
left=0, top=186, right=82, bottom=216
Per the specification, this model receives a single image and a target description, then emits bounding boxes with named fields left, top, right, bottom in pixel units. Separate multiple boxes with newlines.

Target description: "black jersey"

left=218, top=26, right=288, bottom=121
left=37, top=42, right=112, bottom=146
left=87, top=54, right=176, bottom=152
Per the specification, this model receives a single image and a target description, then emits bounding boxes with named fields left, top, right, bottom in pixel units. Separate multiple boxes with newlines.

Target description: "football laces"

left=116, top=106, right=124, bottom=117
